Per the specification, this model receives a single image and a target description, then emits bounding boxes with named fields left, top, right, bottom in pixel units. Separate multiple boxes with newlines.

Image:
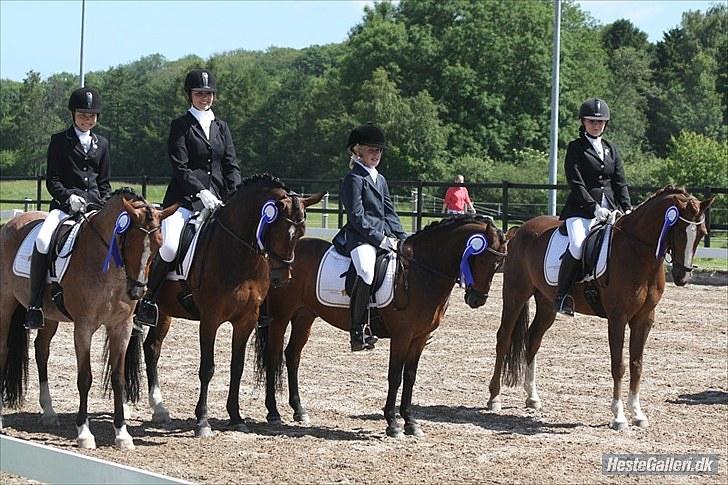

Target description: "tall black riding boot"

left=349, top=276, right=378, bottom=352
left=25, top=247, right=49, bottom=330
left=133, top=254, right=172, bottom=327
left=554, top=251, right=581, bottom=316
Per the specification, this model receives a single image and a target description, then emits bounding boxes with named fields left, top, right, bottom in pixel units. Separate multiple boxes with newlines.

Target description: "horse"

left=0, top=188, right=176, bottom=449
left=255, top=215, right=512, bottom=437
left=486, top=185, right=715, bottom=429
left=134, top=174, right=324, bottom=437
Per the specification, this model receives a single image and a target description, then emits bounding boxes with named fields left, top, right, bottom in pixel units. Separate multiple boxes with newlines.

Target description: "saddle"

left=343, top=249, right=390, bottom=296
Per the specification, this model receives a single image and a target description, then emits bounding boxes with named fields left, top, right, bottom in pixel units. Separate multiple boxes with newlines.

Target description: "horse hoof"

left=293, top=413, right=310, bottom=425
left=115, top=437, right=135, bottom=450
left=487, top=400, right=501, bottom=413
left=152, top=409, right=171, bottom=424
left=404, top=423, right=424, bottom=437
left=77, top=436, right=96, bottom=449
left=195, top=426, right=214, bottom=438
left=386, top=426, right=404, bottom=439
left=40, top=413, right=60, bottom=426
left=525, top=398, right=542, bottom=411
left=266, top=414, right=282, bottom=426
left=632, top=417, right=649, bottom=429
left=610, top=419, right=628, bottom=431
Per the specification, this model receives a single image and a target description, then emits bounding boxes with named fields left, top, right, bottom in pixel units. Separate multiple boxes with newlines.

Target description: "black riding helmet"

left=579, top=97, right=610, bottom=121
left=184, top=69, right=217, bottom=100
left=68, top=87, right=102, bottom=114
left=347, top=123, right=386, bottom=153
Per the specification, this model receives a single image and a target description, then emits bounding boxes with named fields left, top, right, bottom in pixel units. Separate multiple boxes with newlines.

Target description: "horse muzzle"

left=270, top=266, right=292, bottom=289
left=127, top=278, right=146, bottom=300
left=671, top=264, right=692, bottom=287
left=464, top=287, right=488, bottom=308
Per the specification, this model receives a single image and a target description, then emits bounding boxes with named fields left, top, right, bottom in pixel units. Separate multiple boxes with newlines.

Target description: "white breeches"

left=565, top=217, right=596, bottom=260
left=35, top=209, right=69, bottom=254
left=351, top=243, right=377, bottom=285
left=159, top=207, right=193, bottom=262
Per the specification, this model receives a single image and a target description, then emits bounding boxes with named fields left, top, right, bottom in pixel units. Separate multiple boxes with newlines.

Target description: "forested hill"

left=1, top=0, right=726, bottom=190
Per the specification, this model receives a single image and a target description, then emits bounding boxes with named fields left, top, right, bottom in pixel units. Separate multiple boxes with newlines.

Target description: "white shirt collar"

left=188, top=106, right=215, bottom=138
left=355, top=159, right=379, bottom=183
left=587, top=135, right=604, bottom=159
left=74, top=126, right=92, bottom=152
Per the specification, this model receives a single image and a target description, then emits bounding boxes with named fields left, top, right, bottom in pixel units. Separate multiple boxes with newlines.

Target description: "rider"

left=332, top=123, right=407, bottom=351
left=134, top=68, right=241, bottom=327
left=25, top=87, right=111, bottom=329
left=555, top=97, right=632, bottom=316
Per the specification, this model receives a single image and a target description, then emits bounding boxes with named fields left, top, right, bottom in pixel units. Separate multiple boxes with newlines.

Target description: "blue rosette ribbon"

left=102, top=211, right=132, bottom=272
left=459, top=233, right=488, bottom=288
left=256, top=199, right=279, bottom=250
left=655, top=205, right=679, bottom=260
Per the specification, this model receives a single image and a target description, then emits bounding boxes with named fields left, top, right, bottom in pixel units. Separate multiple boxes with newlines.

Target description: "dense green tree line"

left=1, top=0, right=726, bottom=197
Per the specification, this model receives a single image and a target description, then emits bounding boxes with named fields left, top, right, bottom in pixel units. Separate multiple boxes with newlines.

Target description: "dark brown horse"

left=487, top=185, right=714, bottom=429
left=256, top=215, right=512, bottom=437
left=135, top=174, right=324, bottom=437
left=0, top=188, right=175, bottom=448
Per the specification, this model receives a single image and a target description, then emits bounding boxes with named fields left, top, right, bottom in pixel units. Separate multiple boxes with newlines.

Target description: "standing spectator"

left=442, top=175, right=476, bottom=215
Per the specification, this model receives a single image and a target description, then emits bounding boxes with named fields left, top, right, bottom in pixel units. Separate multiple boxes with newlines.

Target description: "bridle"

left=667, top=212, right=705, bottom=273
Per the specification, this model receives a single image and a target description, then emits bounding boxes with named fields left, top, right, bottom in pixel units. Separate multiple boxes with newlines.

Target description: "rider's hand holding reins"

left=594, top=206, right=610, bottom=222
left=380, top=236, right=399, bottom=252
left=197, top=189, right=223, bottom=210
left=68, top=194, right=86, bottom=214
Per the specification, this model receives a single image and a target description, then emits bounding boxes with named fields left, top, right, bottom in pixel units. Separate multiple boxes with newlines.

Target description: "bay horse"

left=0, top=188, right=176, bottom=448
left=134, top=174, right=324, bottom=437
left=487, top=185, right=715, bottom=429
left=255, top=215, right=512, bottom=437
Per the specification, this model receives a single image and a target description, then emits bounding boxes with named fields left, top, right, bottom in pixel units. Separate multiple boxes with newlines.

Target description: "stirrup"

left=25, top=306, right=45, bottom=330
left=134, top=299, right=159, bottom=327
left=555, top=294, right=575, bottom=316
left=363, top=324, right=378, bottom=346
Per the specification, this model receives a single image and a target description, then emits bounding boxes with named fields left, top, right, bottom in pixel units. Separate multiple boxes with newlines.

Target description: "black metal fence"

left=2, top=176, right=726, bottom=247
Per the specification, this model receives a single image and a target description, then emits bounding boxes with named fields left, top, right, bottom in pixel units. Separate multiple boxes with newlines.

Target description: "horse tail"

left=502, top=301, right=529, bottom=387
left=254, top=322, right=283, bottom=392
left=102, top=331, right=142, bottom=403
left=2, top=305, right=29, bottom=408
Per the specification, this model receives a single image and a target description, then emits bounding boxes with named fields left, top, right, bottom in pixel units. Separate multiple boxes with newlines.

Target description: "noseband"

left=668, top=213, right=705, bottom=273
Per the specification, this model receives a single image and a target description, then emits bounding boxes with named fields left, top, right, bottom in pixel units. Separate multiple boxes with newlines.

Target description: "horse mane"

left=239, top=173, right=289, bottom=192
left=105, top=186, right=144, bottom=202
left=407, top=214, right=498, bottom=243
left=632, top=184, right=693, bottom=212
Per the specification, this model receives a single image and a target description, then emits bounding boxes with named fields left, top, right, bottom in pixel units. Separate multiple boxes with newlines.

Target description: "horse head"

left=102, top=189, right=176, bottom=299
left=462, top=217, right=513, bottom=308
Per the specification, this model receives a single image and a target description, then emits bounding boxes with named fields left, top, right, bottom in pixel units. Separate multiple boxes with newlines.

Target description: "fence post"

left=410, top=188, right=418, bottom=232
left=36, top=176, right=42, bottom=210
left=142, top=176, right=148, bottom=201
left=416, top=181, right=424, bottom=232
left=337, top=178, right=344, bottom=229
left=704, top=187, right=712, bottom=248
left=501, top=180, right=509, bottom=232
left=322, top=193, right=329, bottom=228
left=23, top=197, right=31, bottom=212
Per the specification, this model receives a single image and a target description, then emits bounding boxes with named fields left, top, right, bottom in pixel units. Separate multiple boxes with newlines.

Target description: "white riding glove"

left=379, top=236, right=399, bottom=252
left=594, top=206, right=611, bottom=222
left=197, top=189, right=223, bottom=210
left=68, top=194, right=86, bottom=213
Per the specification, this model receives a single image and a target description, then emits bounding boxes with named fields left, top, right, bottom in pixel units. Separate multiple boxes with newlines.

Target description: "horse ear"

left=700, top=196, right=715, bottom=213
left=121, top=197, right=144, bottom=223
left=302, top=192, right=326, bottom=208
left=159, top=204, right=179, bottom=220
left=505, top=226, right=519, bottom=241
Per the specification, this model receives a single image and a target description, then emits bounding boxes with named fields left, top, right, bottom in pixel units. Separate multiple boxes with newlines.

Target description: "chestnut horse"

left=134, top=174, right=324, bottom=437
left=256, top=215, right=511, bottom=437
left=0, top=188, right=175, bottom=448
left=487, top=185, right=714, bottom=429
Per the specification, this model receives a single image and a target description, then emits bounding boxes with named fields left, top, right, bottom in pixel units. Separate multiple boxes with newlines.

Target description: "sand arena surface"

left=2, top=275, right=726, bottom=484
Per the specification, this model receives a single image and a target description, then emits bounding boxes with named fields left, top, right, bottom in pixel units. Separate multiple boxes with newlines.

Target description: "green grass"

left=694, top=257, right=728, bottom=271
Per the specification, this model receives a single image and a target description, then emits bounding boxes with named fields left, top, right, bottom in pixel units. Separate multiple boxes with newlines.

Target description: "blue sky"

left=0, top=0, right=721, bottom=82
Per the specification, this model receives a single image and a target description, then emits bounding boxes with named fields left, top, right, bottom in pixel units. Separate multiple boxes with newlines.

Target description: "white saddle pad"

left=316, top=246, right=396, bottom=309
left=13, top=219, right=83, bottom=283
left=543, top=225, right=612, bottom=286
left=166, top=224, right=203, bottom=281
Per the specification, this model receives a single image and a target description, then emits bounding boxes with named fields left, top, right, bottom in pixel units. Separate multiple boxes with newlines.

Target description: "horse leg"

left=522, top=292, right=557, bottom=411
left=487, top=286, right=532, bottom=412
left=226, top=318, right=255, bottom=432
left=107, top=324, right=135, bottom=449
left=627, top=310, right=654, bottom=428
left=400, top=337, right=427, bottom=437
left=73, top=324, right=97, bottom=448
left=285, top=312, right=316, bottom=424
left=607, top=316, right=629, bottom=430
left=194, top=320, right=221, bottom=438
left=384, top=338, right=408, bottom=438
left=261, top=313, right=287, bottom=425
left=35, top=321, right=60, bottom=426
left=143, top=313, right=172, bottom=424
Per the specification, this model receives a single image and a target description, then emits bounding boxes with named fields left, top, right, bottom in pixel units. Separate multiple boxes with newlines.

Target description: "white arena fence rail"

left=0, top=434, right=191, bottom=484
